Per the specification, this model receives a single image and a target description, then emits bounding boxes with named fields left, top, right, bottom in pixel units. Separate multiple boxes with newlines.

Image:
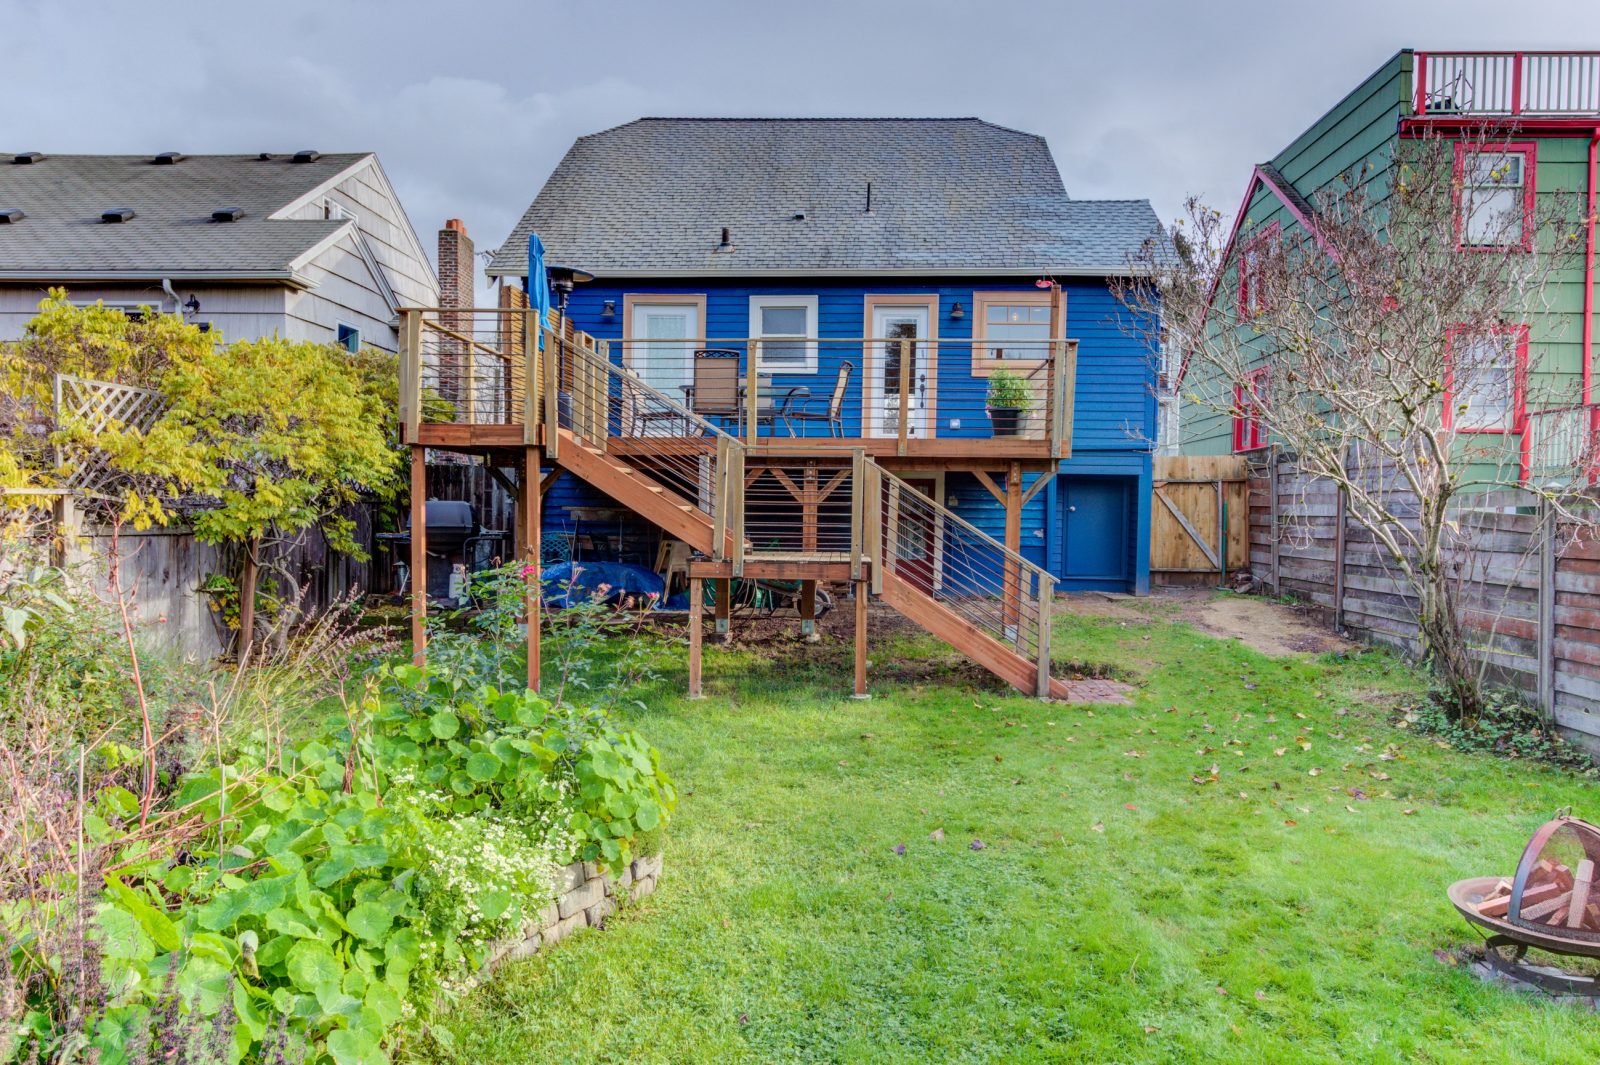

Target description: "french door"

left=868, top=304, right=932, bottom=439
left=630, top=303, right=699, bottom=400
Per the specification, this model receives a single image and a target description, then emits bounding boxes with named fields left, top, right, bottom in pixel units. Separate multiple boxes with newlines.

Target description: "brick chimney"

left=438, top=218, right=474, bottom=311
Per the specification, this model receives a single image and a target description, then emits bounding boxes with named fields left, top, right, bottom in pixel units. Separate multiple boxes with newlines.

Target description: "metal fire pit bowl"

left=1448, top=814, right=1600, bottom=995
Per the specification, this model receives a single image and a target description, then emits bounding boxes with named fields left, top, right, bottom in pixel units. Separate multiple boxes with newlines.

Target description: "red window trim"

left=1442, top=323, right=1529, bottom=435
left=1236, top=222, right=1281, bottom=316
left=1232, top=367, right=1269, bottom=453
left=1453, top=141, right=1537, bottom=253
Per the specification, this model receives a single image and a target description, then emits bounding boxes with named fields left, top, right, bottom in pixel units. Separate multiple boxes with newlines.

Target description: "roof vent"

left=715, top=226, right=734, bottom=253
left=152, top=152, right=183, bottom=165
left=0, top=209, right=23, bottom=224
left=12, top=152, right=43, bottom=165
left=100, top=208, right=135, bottom=224
left=211, top=206, right=244, bottom=223
left=292, top=150, right=321, bottom=164
left=792, top=211, right=807, bottom=221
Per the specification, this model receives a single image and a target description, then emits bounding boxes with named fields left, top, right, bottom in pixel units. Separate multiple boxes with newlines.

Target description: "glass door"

left=632, top=303, right=699, bottom=401
left=869, top=305, right=931, bottom=439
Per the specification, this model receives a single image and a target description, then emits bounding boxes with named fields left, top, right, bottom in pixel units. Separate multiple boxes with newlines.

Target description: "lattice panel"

left=52, top=374, right=166, bottom=495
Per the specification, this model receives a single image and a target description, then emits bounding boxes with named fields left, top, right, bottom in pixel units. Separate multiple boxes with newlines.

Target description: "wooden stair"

left=552, top=427, right=1069, bottom=699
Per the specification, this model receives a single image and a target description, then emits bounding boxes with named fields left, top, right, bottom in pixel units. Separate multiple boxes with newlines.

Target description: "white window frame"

left=323, top=197, right=350, bottom=221
left=70, top=299, right=159, bottom=320
left=336, top=321, right=361, bottom=353
left=748, top=295, right=818, bottom=373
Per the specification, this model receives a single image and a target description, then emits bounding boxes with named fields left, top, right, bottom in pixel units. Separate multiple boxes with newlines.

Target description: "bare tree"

left=1119, top=123, right=1592, bottom=718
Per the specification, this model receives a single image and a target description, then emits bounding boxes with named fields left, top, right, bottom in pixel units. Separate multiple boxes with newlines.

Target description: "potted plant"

left=986, top=368, right=1033, bottom=436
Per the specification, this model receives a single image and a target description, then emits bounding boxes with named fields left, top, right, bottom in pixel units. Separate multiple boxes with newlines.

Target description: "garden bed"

left=481, top=852, right=664, bottom=975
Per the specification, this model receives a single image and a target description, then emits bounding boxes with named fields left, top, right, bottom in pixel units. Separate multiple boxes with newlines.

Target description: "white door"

left=868, top=305, right=931, bottom=439
left=631, top=303, right=699, bottom=401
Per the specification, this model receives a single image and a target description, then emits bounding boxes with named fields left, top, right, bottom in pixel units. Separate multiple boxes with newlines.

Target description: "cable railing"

left=601, top=336, right=1070, bottom=452
left=1416, top=51, right=1600, bottom=116
left=868, top=462, right=1056, bottom=692
left=402, top=307, right=530, bottom=428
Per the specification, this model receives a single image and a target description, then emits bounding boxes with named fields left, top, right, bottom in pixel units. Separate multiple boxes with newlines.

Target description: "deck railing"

left=1415, top=51, right=1600, bottom=117
left=399, top=306, right=535, bottom=438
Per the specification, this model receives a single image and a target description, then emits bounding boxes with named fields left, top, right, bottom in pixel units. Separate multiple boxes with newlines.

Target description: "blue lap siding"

left=546, top=275, right=1154, bottom=592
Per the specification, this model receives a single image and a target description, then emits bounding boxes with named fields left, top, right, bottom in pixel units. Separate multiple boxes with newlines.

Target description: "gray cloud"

left=4, top=0, right=1598, bottom=279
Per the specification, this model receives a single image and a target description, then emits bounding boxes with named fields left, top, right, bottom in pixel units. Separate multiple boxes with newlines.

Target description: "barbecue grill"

left=1449, top=813, right=1600, bottom=994
left=376, top=499, right=508, bottom=604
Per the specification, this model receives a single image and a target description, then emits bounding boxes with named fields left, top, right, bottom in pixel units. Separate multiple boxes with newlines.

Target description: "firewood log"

left=1567, top=859, right=1595, bottom=929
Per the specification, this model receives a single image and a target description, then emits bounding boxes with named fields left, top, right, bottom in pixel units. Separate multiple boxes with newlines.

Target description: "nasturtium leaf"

left=347, top=902, right=393, bottom=944
left=383, top=928, right=421, bottom=975
left=95, top=905, right=154, bottom=962
left=466, top=752, right=501, bottom=781
left=449, top=770, right=475, bottom=795
left=429, top=711, right=460, bottom=739
left=634, top=800, right=661, bottom=832
left=265, top=907, right=319, bottom=938
left=364, top=981, right=403, bottom=1027
left=285, top=938, right=341, bottom=992
left=104, top=877, right=180, bottom=953
left=326, top=1028, right=388, bottom=1065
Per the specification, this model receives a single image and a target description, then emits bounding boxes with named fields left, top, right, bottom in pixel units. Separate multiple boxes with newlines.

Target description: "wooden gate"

left=1151, top=456, right=1249, bottom=581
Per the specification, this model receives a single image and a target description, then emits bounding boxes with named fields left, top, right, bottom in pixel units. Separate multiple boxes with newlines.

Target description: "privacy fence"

left=1248, top=449, right=1600, bottom=749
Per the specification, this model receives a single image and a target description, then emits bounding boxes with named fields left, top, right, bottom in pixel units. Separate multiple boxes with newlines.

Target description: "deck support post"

left=520, top=446, right=542, bottom=692
left=851, top=579, right=869, bottom=699
left=409, top=445, right=428, bottom=666
left=1003, top=461, right=1022, bottom=642
left=688, top=576, right=704, bottom=698
left=799, top=580, right=818, bottom=641
left=714, top=577, right=731, bottom=637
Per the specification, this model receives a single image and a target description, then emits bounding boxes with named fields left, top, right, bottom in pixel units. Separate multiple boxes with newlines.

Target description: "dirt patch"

left=1169, top=590, right=1356, bottom=657
left=1056, top=592, right=1150, bottom=623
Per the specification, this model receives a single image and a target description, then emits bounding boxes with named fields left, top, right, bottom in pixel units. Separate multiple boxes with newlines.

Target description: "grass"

left=423, top=594, right=1600, bottom=1064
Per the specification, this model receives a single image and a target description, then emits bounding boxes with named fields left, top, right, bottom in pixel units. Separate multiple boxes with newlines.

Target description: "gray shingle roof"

left=0, top=153, right=370, bottom=279
left=487, top=118, right=1160, bottom=278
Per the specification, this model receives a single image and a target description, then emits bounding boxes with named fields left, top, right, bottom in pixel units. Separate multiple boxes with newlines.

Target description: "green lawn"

left=425, top=593, right=1600, bottom=1064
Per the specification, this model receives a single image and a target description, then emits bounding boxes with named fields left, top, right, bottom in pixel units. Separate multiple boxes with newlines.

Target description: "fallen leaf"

left=1092, top=821, right=1105, bottom=833
left=1308, top=767, right=1323, bottom=777
left=1255, top=989, right=1268, bottom=1001
left=1274, top=747, right=1287, bottom=757
left=1347, top=787, right=1368, bottom=801
left=1215, top=985, right=1228, bottom=995
left=1403, top=808, right=1417, bottom=816
left=1124, top=803, right=1139, bottom=811
left=1283, top=818, right=1297, bottom=826
left=970, top=838, right=987, bottom=851
left=1124, top=750, right=1144, bottom=758
left=860, top=733, right=875, bottom=740
left=1369, top=771, right=1391, bottom=781
left=892, top=843, right=906, bottom=856
left=1345, top=804, right=1358, bottom=813
left=929, top=827, right=945, bottom=842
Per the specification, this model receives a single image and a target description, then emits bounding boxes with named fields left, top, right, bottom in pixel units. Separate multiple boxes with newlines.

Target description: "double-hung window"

left=1457, top=145, right=1535, bottom=251
left=1237, top=223, right=1279, bottom=317
left=1445, top=326, right=1525, bottom=433
left=1232, top=368, right=1268, bottom=452
left=749, top=295, right=818, bottom=373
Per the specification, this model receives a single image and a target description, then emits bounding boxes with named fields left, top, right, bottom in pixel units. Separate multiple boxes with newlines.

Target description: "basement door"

left=1061, top=478, right=1128, bottom=585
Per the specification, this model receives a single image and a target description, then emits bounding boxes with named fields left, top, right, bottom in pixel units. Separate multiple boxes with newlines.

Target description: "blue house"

left=485, top=118, right=1161, bottom=595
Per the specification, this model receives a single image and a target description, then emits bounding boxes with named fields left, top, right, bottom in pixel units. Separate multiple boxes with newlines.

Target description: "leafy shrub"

left=9, top=655, right=673, bottom=1064
left=1409, top=686, right=1598, bottom=774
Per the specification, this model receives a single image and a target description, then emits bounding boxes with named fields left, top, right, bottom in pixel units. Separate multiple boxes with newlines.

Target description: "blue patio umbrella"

left=526, top=232, right=551, bottom=350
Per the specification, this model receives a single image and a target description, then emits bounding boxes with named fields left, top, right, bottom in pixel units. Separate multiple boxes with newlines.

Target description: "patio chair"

left=789, top=361, right=853, bottom=438
left=681, top=349, right=742, bottom=429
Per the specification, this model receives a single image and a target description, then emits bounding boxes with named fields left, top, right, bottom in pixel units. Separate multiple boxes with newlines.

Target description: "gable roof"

left=0, top=152, right=376, bottom=282
left=486, top=118, right=1161, bottom=278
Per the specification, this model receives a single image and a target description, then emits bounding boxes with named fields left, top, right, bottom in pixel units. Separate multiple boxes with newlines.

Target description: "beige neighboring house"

left=0, top=150, right=437, bottom=349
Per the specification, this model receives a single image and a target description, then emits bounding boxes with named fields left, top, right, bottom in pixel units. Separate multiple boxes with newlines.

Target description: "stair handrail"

left=553, top=325, right=741, bottom=446
left=867, top=459, right=1057, bottom=695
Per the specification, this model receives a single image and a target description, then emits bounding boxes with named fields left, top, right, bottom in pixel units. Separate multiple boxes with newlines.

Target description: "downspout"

left=161, top=277, right=180, bottom=316
left=1586, top=129, right=1598, bottom=478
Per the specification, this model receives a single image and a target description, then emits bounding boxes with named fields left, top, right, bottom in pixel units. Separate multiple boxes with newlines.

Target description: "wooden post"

left=401, top=309, right=422, bottom=442
left=409, top=446, right=427, bottom=666
left=802, top=463, right=819, bottom=554
left=852, top=578, right=869, bottom=699
left=462, top=338, right=477, bottom=423
left=1333, top=486, right=1348, bottom=630
left=1036, top=573, right=1055, bottom=698
left=864, top=462, right=884, bottom=595
left=1268, top=449, right=1282, bottom=594
left=51, top=493, right=79, bottom=568
left=543, top=316, right=561, bottom=460
left=896, top=337, right=911, bottom=457
left=714, top=578, right=731, bottom=636
left=850, top=449, right=865, bottom=581
left=1003, top=461, right=1022, bottom=639
left=745, top=340, right=760, bottom=440
left=688, top=576, right=704, bottom=698
left=1538, top=495, right=1557, bottom=720
left=521, top=447, right=541, bottom=692
left=800, top=580, right=817, bottom=640
left=523, top=308, right=540, bottom=445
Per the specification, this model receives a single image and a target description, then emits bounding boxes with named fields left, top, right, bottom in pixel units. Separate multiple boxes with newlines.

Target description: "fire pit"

left=1449, top=813, right=1600, bottom=995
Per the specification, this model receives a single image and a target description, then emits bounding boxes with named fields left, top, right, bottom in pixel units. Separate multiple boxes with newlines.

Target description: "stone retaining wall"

left=482, top=850, right=663, bottom=973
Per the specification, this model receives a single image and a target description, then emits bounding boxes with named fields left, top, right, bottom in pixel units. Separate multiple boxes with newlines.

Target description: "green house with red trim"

left=1177, top=48, right=1599, bottom=477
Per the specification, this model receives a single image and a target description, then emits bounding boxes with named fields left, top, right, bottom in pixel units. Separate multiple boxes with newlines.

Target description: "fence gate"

left=1150, top=455, right=1249, bottom=582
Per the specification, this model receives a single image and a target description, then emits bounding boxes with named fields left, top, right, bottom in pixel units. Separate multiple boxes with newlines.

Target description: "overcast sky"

left=5, top=0, right=1600, bottom=274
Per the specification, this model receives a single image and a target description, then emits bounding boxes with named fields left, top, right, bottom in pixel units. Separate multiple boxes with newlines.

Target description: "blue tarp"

left=541, top=562, right=666, bottom=609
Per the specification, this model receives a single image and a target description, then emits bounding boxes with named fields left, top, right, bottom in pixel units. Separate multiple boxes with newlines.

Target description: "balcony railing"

left=400, top=307, right=1076, bottom=456
left=1415, top=51, right=1600, bottom=117
left=1524, top=403, right=1600, bottom=484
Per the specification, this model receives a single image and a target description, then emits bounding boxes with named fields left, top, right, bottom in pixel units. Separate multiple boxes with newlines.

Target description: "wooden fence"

left=1151, top=455, right=1250, bottom=583
left=1249, top=449, right=1600, bottom=748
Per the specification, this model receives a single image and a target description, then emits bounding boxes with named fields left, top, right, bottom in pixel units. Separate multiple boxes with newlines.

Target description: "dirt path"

left=1060, top=588, right=1356, bottom=657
